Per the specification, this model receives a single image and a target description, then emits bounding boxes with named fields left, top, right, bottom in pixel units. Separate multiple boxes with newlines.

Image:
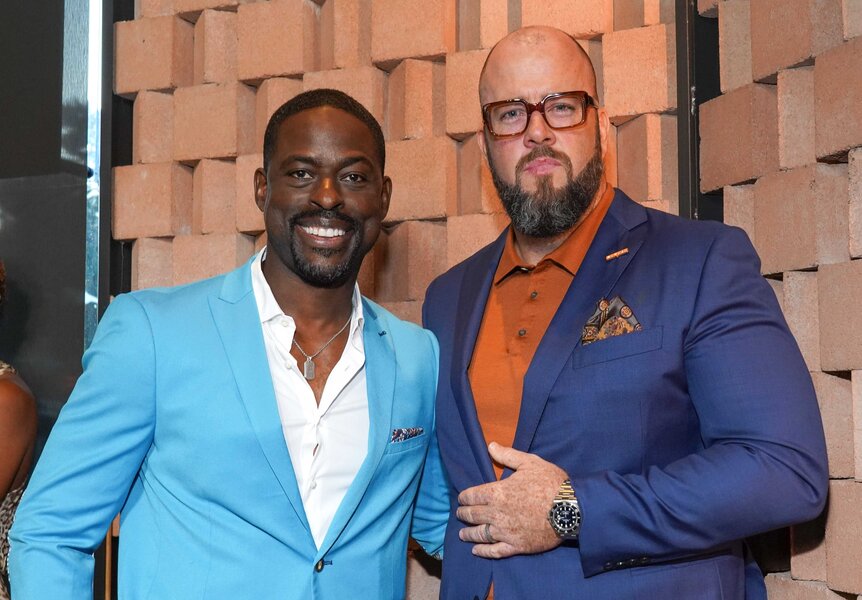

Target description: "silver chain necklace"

left=292, top=314, right=352, bottom=380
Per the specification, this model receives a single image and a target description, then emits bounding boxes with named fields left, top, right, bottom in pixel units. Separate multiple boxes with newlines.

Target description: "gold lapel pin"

left=605, top=248, right=629, bottom=262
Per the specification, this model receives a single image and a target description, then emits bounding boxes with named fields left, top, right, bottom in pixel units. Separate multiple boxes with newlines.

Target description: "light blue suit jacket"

left=10, top=260, right=448, bottom=599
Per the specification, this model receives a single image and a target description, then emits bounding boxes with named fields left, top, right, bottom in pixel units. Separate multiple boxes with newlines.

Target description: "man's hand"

left=456, top=442, right=568, bottom=559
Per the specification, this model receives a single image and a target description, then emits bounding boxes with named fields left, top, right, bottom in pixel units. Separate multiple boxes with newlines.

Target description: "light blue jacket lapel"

left=209, top=261, right=312, bottom=536
left=316, top=299, right=395, bottom=558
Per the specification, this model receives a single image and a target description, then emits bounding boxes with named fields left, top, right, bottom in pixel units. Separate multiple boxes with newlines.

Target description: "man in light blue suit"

left=423, top=27, right=827, bottom=599
left=10, top=89, right=448, bottom=599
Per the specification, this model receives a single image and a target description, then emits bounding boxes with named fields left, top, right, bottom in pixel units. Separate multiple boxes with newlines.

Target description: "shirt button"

left=530, top=291, right=538, bottom=299
left=518, top=328, right=527, bottom=337
left=315, top=559, right=324, bottom=572
left=281, top=319, right=289, bottom=327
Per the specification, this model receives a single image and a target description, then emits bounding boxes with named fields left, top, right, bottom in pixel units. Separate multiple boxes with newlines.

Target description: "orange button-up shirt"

left=468, top=185, right=614, bottom=479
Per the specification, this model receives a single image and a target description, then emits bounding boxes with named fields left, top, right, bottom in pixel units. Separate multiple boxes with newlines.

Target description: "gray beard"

left=489, top=140, right=604, bottom=238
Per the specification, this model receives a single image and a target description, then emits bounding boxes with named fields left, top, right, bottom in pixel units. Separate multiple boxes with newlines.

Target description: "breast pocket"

left=382, top=432, right=428, bottom=455
left=572, top=326, right=663, bottom=369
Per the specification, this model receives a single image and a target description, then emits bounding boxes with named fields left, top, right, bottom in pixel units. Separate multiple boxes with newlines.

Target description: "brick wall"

left=699, top=0, right=862, bottom=597
left=113, top=1, right=678, bottom=595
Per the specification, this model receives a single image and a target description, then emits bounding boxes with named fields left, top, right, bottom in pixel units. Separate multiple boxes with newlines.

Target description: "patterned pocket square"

left=391, top=427, right=424, bottom=443
left=581, top=295, right=642, bottom=346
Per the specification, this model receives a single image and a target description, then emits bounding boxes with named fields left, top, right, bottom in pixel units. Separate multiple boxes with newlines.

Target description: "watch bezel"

left=549, top=499, right=581, bottom=538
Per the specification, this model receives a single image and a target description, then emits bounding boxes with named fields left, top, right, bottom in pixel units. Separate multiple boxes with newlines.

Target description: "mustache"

left=288, top=208, right=360, bottom=230
left=515, top=145, right=574, bottom=179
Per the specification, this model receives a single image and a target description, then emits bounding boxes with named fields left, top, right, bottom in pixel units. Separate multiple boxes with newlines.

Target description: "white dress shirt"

left=251, top=250, right=369, bottom=549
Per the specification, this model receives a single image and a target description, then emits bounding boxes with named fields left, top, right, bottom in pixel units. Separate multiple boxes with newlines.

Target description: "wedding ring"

left=482, top=523, right=496, bottom=544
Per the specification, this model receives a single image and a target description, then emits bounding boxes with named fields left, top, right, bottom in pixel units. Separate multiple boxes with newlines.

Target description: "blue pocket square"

left=391, top=427, right=424, bottom=443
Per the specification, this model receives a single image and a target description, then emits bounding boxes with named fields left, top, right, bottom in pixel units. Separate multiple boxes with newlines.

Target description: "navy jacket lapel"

left=209, top=260, right=311, bottom=534
left=450, top=230, right=508, bottom=484
left=511, top=191, right=649, bottom=455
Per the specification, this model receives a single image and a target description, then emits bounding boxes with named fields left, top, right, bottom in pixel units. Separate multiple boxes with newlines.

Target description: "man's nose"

left=311, top=176, right=343, bottom=210
left=523, top=109, right=556, bottom=147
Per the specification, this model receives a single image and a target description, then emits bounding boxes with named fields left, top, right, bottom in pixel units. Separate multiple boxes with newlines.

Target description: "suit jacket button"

left=603, top=562, right=614, bottom=571
left=315, top=559, right=324, bottom=572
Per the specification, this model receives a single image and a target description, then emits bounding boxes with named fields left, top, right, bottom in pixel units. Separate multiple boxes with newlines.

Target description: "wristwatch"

left=548, top=479, right=581, bottom=540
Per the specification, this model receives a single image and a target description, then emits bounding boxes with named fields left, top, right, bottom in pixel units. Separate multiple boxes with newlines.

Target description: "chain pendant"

left=303, top=357, right=316, bottom=380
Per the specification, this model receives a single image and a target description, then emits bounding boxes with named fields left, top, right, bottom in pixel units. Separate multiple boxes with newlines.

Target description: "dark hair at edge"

left=262, top=88, right=386, bottom=174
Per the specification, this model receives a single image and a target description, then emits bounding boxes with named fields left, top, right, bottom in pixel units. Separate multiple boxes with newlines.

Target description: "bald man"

left=422, top=26, right=827, bottom=599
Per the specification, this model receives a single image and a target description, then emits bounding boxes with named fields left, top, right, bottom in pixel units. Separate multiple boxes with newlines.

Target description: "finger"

left=487, top=442, right=531, bottom=471
left=458, top=481, right=495, bottom=507
left=472, top=541, right=518, bottom=559
left=458, top=524, right=495, bottom=544
left=456, top=505, right=492, bottom=525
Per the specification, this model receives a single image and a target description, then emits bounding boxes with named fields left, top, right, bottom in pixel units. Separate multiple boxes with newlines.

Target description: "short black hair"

left=262, top=88, right=386, bottom=174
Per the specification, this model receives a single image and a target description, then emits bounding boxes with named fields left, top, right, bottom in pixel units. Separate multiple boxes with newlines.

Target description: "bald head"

left=479, top=26, right=598, bottom=105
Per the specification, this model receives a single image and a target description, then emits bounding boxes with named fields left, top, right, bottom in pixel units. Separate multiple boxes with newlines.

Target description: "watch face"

left=552, top=503, right=581, bottom=533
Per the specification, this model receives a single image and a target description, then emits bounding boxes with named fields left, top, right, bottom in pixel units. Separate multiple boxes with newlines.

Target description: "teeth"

left=301, top=226, right=346, bottom=238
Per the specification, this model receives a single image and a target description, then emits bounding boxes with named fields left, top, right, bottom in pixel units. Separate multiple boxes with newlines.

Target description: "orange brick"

left=388, top=59, right=445, bottom=141
left=782, top=271, right=820, bottom=372
left=192, top=159, right=236, bottom=234
left=457, top=0, right=508, bottom=51
left=115, top=16, right=194, bottom=96
left=131, top=237, right=173, bottom=290
left=174, top=0, right=253, bottom=20
left=302, top=67, right=387, bottom=131
left=614, top=0, right=645, bottom=30
left=235, top=153, right=264, bottom=234
left=520, top=0, right=612, bottom=39
left=697, top=0, right=717, bottom=17
left=643, top=0, right=674, bottom=25
left=615, top=113, right=678, bottom=208
left=825, top=480, right=862, bottom=594
left=458, top=134, right=502, bottom=215
left=253, top=78, right=303, bottom=152
left=133, top=91, right=174, bottom=164
left=815, top=163, right=850, bottom=266
left=846, top=0, right=862, bottom=40
left=135, top=0, right=174, bottom=18
left=604, top=120, right=617, bottom=188
left=751, top=0, right=844, bottom=83
left=722, top=184, right=755, bottom=245
left=254, top=232, right=267, bottom=253
left=850, top=148, right=862, bottom=258
left=753, top=166, right=816, bottom=275
left=819, top=259, right=862, bottom=370
left=370, top=0, right=456, bottom=68
left=578, top=39, right=604, bottom=105
left=718, top=0, right=752, bottom=93
left=385, top=137, right=457, bottom=222
left=699, top=83, right=778, bottom=192
left=446, top=213, right=508, bottom=269
left=237, top=0, right=318, bottom=82
left=765, top=572, right=849, bottom=599
left=379, top=301, right=422, bottom=326
left=854, top=371, right=862, bottom=480
left=791, top=511, right=827, bottom=583
left=375, top=220, right=446, bottom=302
left=766, top=278, right=785, bottom=317
left=320, top=0, right=372, bottom=70
left=172, top=233, right=254, bottom=284
left=445, top=49, right=489, bottom=139
left=173, top=82, right=256, bottom=161
left=812, top=371, right=855, bottom=478
left=815, top=35, right=862, bottom=161
left=193, top=9, right=237, bottom=85
left=602, top=24, right=676, bottom=122
left=113, top=163, right=193, bottom=240
left=777, top=66, right=815, bottom=170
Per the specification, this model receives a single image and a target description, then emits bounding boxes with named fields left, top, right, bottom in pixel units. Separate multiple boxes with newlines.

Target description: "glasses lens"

left=544, top=94, right=586, bottom=128
left=488, top=102, right=528, bottom=136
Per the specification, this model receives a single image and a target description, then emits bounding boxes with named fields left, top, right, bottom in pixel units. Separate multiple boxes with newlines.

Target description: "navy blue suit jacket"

left=423, top=190, right=828, bottom=600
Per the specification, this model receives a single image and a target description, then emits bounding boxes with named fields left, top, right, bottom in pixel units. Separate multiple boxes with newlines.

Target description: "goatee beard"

left=286, top=209, right=365, bottom=289
left=489, top=137, right=604, bottom=238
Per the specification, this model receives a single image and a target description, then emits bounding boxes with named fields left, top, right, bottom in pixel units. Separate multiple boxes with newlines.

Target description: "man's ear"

left=597, top=107, right=610, bottom=160
left=477, top=128, right=489, bottom=162
left=379, top=176, right=392, bottom=221
left=253, top=167, right=268, bottom=212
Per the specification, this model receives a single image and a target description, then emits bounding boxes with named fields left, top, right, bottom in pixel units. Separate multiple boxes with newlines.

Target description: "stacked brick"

left=113, top=4, right=679, bottom=594
left=699, top=1, right=862, bottom=597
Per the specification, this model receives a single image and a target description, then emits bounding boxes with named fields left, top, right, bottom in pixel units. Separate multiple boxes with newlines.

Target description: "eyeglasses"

left=482, top=91, right=598, bottom=138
